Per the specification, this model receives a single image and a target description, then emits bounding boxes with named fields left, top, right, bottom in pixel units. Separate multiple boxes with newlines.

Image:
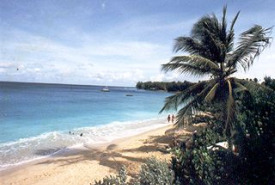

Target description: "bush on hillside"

left=171, top=125, right=239, bottom=185
left=94, top=166, right=127, bottom=185
left=233, top=86, right=275, bottom=184
left=135, top=157, right=175, bottom=185
left=94, top=158, right=174, bottom=185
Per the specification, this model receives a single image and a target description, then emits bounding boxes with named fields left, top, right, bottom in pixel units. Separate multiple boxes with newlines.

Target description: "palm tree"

left=160, top=7, right=272, bottom=137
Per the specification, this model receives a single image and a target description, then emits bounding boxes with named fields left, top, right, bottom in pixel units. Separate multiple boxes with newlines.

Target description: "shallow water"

left=0, top=82, right=171, bottom=168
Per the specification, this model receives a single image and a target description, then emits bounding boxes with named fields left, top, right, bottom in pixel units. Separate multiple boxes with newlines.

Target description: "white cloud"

left=0, top=29, right=171, bottom=86
left=1, top=9, right=274, bottom=86
left=87, top=69, right=145, bottom=86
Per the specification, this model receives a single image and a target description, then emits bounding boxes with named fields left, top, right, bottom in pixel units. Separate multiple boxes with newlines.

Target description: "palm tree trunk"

left=226, top=129, right=233, bottom=151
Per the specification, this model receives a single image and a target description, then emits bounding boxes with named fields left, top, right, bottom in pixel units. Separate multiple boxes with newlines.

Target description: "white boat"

left=101, top=87, right=110, bottom=92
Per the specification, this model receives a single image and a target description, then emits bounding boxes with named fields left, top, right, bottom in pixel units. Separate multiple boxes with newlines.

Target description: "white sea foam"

left=0, top=117, right=167, bottom=170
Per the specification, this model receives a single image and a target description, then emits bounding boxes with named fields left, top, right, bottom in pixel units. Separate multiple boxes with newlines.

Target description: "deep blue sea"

left=0, top=82, right=170, bottom=169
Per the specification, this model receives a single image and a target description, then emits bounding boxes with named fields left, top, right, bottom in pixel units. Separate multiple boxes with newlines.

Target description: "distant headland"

left=136, top=81, right=195, bottom=92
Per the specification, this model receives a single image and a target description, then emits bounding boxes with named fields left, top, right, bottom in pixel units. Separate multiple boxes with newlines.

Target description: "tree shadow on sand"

left=34, top=126, right=200, bottom=177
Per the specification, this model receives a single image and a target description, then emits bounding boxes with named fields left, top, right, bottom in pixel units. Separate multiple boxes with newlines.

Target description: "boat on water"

left=101, top=87, right=110, bottom=92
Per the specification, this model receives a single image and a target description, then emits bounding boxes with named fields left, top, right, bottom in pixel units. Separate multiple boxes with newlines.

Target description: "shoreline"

left=0, top=117, right=168, bottom=171
left=0, top=121, right=176, bottom=185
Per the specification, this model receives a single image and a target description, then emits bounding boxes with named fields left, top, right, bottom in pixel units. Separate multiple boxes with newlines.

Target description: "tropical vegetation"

left=94, top=158, right=175, bottom=185
left=95, top=6, right=274, bottom=185
left=160, top=6, right=272, bottom=132
left=136, top=81, right=194, bottom=92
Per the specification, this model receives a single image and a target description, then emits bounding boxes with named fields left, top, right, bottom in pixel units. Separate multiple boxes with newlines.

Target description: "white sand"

left=0, top=122, right=178, bottom=185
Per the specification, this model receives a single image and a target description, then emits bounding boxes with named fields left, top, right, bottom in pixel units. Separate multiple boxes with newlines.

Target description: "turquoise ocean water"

left=0, top=82, right=170, bottom=169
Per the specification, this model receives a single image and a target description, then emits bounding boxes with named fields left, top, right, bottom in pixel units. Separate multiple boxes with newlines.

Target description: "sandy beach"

left=0, top=123, right=193, bottom=185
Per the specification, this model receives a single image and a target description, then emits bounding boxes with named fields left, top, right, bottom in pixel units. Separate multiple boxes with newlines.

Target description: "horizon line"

left=0, top=80, right=135, bottom=88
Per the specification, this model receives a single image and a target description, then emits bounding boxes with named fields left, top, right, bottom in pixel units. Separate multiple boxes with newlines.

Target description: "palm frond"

left=175, top=80, right=216, bottom=127
left=204, top=28, right=225, bottom=62
left=191, top=15, right=227, bottom=62
left=176, top=98, right=198, bottom=128
left=205, top=82, right=219, bottom=102
left=229, top=11, right=240, bottom=32
left=233, top=81, right=248, bottom=93
left=160, top=81, right=207, bottom=113
left=162, top=55, right=220, bottom=76
left=173, top=37, right=203, bottom=53
left=227, top=25, right=272, bottom=71
left=225, top=79, right=235, bottom=132
left=226, top=10, right=240, bottom=51
left=221, top=5, right=227, bottom=42
left=159, top=92, right=192, bottom=113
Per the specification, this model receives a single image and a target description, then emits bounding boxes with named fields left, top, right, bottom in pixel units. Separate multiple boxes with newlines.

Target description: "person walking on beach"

left=171, top=114, right=175, bottom=123
left=167, top=114, right=171, bottom=123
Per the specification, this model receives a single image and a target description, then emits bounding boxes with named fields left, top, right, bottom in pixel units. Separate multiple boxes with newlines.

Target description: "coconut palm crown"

left=161, top=6, right=272, bottom=131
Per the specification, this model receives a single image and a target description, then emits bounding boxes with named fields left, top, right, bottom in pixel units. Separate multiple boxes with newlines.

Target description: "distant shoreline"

left=136, top=81, right=195, bottom=92
left=0, top=81, right=135, bottom=88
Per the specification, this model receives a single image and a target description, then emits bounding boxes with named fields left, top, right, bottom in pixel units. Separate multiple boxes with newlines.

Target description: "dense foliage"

left=263, top=76, right=275, bottom=90
left=137, top=157, right=175, bottom=185
left=94, top=166, right=127, bottom=185
left=234, top=83, right=275, bottom=184
left=95, top=79, right=275, bottom=184
left=171, top=125, right=239, bottom=185
left=172, top=82, right=275, bottom=185
left=136, top=81, right=194, bottom=92
left=94, top=158, right=174, bottom=185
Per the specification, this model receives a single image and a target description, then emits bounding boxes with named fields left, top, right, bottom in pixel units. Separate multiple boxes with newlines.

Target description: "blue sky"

left=0, top=0, right=274, bottom=86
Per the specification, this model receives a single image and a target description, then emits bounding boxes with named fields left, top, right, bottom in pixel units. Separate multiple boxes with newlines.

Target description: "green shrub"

left=94, top=166, right=127, bottom=185
left=94, top=158, right=175, bottom=185
left=171, top=126, right=239, bottom=185
left=135, top=157, right=175, bottom=185
left=233, top=87, right=275, bottom=184
left=171, top=85, right=275, bottom=185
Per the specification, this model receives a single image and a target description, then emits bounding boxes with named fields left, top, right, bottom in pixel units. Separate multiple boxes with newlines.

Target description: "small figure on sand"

left=80, top=133, right=83, bottom=137
left=171, top=114, right=175, bottom=123
left=167, top=114, right=171, bottom=123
